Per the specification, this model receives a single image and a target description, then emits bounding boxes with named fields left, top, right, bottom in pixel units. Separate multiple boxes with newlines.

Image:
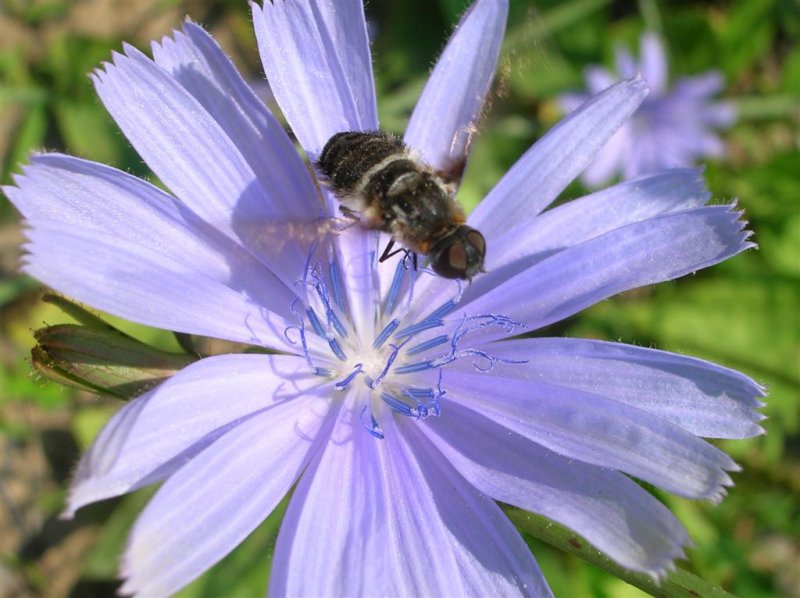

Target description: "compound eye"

left=465, top=230, right=486, bottom=258
left=429, top=226, right=486, bottom=280
left=430, top=240, right=466, bottom=279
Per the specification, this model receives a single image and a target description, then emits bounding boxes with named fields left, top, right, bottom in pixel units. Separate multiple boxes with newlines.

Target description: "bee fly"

left=316, top=131, right=486, bottom=280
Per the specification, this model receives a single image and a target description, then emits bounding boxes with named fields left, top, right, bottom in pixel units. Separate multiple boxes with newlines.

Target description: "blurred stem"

left=502, top=0, right=611, bottom=54
left=505, top=508, right=734, bottom=598
left=638, top=0, right=664, bottom=35
left=732, top=95, right=800, bottom=120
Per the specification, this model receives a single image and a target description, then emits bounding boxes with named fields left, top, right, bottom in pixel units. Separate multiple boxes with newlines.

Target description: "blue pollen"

left=373, top=319, right=400, bottom=348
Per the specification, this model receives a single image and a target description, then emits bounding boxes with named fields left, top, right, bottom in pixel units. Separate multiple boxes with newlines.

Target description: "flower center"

left=285, top=237, right=525, bottom=438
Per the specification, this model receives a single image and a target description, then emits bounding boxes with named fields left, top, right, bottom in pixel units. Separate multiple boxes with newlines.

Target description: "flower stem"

left=504, top=507, right=735, bottom=598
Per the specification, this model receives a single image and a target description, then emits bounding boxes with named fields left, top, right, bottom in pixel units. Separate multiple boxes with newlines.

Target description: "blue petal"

left=151, top=22, right=323, bottom=220
left=462, top=204, right=753, bottom=336
left=443, top=369, right=739, bottom=501
left=6, top=154, right=295, bottom=320
left=422, top=402, right=690, bottom=576
left=271, top=400, right=552, bottom=596
left=470, top=76, right=649, bottom=242
left=456, top=338, right=766, bottom=439
left=405, top=0, right=508, bottom=176
left=93, top=44, right=307, bottom=289
left=252, top=0, right=378, bottom=158
left=23, top=223, right=295, bottom=350
left=119, top=366, right=333, bottom=596
left=66, top=354, right=324, bottom=516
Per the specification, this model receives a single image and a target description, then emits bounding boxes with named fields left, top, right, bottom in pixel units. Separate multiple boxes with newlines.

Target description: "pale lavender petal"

left=583, top=125, right=636, bottom=184
left=461, top=168, right=710, bottom=304
left=66, top=354, right=321, bottom=515
left=252, top=0, right=378, bottom=158
left=462, top=205, right=752, bottom=335
left=93, top=45, right=306, bottom=289
left=461, top=338, right=766, bottom=439
left=640, top=32, right=668, bottom=94
left=7, top=154, right=294, bottom=319
left=579, top=125, right=630, bottom=186
left=443, top=369, right=739, bottom=501
left=151, top=22, right=322, bottom=219
left=23, top=224, right=294, bottom=350
left=251, top=0, right=381, bottom=307
left=470, top=77, right=649, bottom=242
left=271, top=404, right=551, bottom=597
left=422, top=402, right=690, bottom=575
left=405, top=0, right=508, bottom=176
left=119, top=384, right=332, bottom=596
left=528, top=168, right=709, bottom=251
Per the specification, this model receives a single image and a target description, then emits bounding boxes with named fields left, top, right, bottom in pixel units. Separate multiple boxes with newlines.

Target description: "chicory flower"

left=4, top=1, right=763, bottom=596
left=559, top=31, right=737, bottom=187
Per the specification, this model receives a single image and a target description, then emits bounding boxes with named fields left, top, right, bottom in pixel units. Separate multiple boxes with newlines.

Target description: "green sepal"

left=32, top=323, right=196, bottom=400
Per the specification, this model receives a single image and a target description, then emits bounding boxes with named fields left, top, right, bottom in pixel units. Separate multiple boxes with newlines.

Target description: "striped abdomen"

left=317, top=131, right=462, bottom=252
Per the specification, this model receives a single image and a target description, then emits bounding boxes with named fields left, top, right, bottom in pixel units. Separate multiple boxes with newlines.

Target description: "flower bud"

left=32, top=324, right=195, bottom=399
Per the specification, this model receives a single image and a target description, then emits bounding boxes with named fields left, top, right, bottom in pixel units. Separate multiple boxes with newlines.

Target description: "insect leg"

left=379, top=239, right=410, bottom=263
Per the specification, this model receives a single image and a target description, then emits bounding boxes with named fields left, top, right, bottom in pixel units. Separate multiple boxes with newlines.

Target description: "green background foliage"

left=1, top=0, right=797, bottom=596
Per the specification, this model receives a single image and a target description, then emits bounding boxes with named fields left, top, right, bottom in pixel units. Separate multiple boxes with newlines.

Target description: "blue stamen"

left=403, top=387, right=435, bottom=400
left=407, top=334, right=449, bottom=356
left=361, top=405, right=384, bottom=439
left=394, top=361, right=435, bottom=374
left=426, top=314, right=529, bottom=372
left=410, top=371, right=445, bottom=417
left=283, top=325, right=301, bottom=344
left=306, top=308, right=325, bottom=337
left=313, top=367, right=333, bottom=377
left=367, top=342, right=403, bottom=388
left=290, top=298, right=317, bottom=373
left=328, top=338, right=347, bottom=361
left=335, top=363, right=363, bottom=390
left=373, top=319, right=400, bottom=349
left=384, top=261, right=406, bottom=316
left=328, top=259, right=347, bottom=312
left=425, top=298, right=459, bottom=321
left=396, top=319, right=444, bottom=339
left=380, top=393, right=418, bottom=418
left=308, top=263, right=349, bottom=340
left=452, top=313, right=524, bottom=346
left=329, top=310, right=348, bottom=339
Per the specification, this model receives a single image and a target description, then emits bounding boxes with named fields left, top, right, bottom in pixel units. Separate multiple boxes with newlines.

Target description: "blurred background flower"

left=1, top=0, right=798, bottom=597
left=558, top=31, right=737, bottom=187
